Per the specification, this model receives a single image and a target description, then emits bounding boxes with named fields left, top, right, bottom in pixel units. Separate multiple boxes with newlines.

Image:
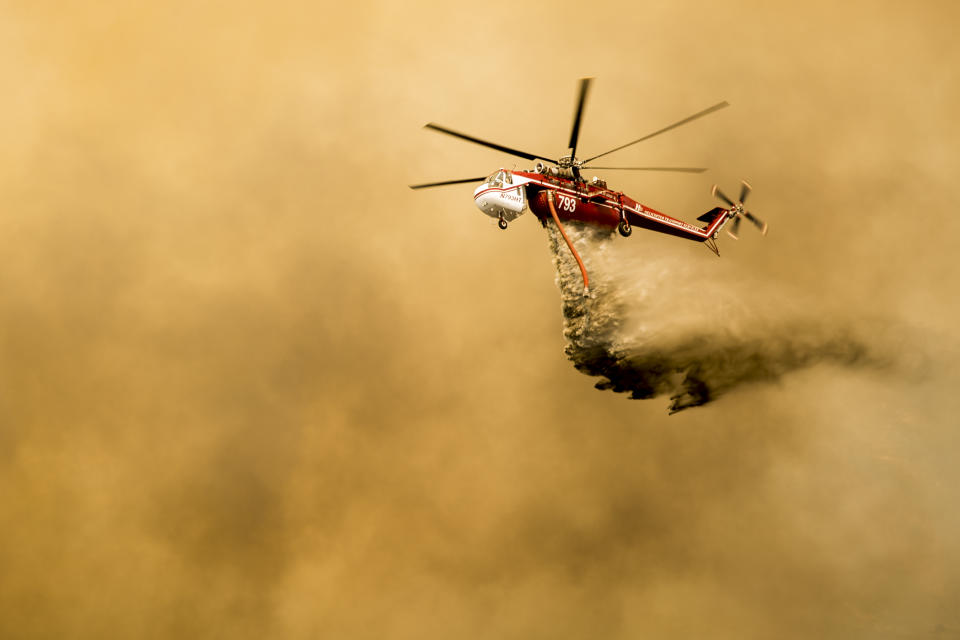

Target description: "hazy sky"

left=1, top=1, right=958, bottom=638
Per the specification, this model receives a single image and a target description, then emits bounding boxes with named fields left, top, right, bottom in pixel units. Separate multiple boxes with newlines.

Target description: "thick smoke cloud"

left=546, top=224, right=901, bottom=412
left=1, top=1, right=959, bottom=639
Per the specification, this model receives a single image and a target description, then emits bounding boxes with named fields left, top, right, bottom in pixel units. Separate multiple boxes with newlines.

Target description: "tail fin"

left=696, top=206, right=727, bottom=225
left=695, top=207, right=729, bottom=256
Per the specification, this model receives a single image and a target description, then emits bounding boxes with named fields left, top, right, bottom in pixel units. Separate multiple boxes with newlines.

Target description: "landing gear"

left=498, top=216, right=508, bottom=230
left=616, top=197, right=632, bottom=237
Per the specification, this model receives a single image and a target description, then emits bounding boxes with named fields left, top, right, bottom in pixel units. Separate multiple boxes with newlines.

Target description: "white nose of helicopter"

left=473, top=170, right=526, bottom=225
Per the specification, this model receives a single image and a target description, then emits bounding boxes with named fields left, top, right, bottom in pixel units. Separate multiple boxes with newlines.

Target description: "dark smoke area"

left=547, top=225, right=905, bottom=413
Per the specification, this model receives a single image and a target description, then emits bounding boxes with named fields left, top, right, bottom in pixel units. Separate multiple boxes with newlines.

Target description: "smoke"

left=546, top=222, right=903, bottom=413
left=1, top=2, right=958, bottom=638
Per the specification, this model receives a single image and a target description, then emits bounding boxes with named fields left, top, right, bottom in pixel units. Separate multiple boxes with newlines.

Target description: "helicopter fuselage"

left=473, top=168, right=731, bottom=243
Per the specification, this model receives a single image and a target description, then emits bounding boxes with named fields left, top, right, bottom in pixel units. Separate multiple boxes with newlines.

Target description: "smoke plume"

left=546, top=222, right=899, bottom=413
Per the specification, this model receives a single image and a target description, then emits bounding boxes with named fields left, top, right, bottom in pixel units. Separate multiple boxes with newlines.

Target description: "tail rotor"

left=712, top=180, right=767, bottom=239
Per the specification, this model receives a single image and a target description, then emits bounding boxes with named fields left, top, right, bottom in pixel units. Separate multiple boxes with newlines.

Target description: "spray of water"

left=546, top=222, right=895, bottom=413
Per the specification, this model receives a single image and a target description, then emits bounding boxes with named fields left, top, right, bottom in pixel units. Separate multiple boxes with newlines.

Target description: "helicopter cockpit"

left=474, top=169, right=526, bottom=229
left=485, top=169, right=513, bottom=188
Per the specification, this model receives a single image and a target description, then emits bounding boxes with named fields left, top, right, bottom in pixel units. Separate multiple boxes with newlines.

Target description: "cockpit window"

left=486, top=170, right=512, bottom=188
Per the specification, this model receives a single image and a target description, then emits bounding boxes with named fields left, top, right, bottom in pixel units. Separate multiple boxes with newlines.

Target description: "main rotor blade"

left=739, top=179, right=752, bottom=205
left=583, top=101, right=730, bottom=163
left=582, top=166, right=707, bottom=173
left=712, top=184, right=736, bottom=207
left=409, top=176, right=487, bottom=190
left=424, top=123, right=556, bottom=163
left=568, top=77, right=593, bottom=159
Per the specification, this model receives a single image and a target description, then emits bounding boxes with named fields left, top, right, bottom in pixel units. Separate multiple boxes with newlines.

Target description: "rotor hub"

left=557, top=155, right=584, bottom=169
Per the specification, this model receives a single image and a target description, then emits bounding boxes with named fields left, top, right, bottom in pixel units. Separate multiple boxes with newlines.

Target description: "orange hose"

left=546, top=191, right=589, bottom=295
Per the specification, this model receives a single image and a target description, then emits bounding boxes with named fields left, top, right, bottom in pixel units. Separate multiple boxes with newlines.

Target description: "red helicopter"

left=411, top=79, right=766, bottom=291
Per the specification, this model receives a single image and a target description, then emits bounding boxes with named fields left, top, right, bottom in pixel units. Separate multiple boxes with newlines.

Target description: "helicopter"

left=410, top=79, right=766, bottom=291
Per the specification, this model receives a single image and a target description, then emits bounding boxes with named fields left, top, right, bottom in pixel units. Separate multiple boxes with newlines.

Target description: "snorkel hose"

left=546, top=190, right=590, bottom=295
